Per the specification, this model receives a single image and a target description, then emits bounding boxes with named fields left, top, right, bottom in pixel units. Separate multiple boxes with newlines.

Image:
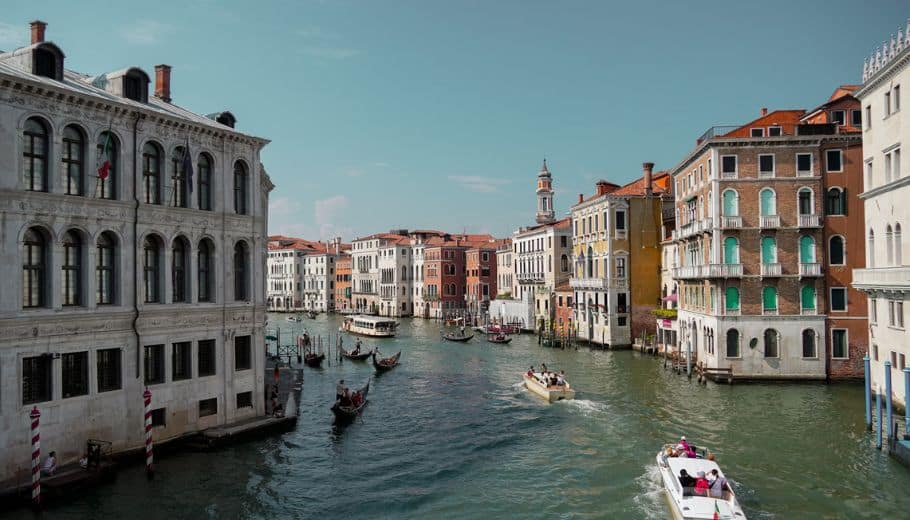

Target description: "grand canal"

left=17, top=314, right=910, bottom=519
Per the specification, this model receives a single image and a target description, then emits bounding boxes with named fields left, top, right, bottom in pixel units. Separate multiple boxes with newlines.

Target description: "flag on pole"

left=713, top=500, right=720, bottom=520
left=182, top=136, right=194, bottom=193
left=97, top=128, right=113, bottom=180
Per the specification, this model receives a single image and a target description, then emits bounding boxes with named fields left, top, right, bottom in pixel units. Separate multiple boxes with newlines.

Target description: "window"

left=830, top=287, right=847, bottom=312
left=616, top=258, right=626, bottom=278
left=61, top=351, right=89, bottom=398
left=233, top=161, right=248, bottom=215
left=23, top=118, right=49, bottom=192
left=23, top=356, right=52, bottom=404
left=62, top=125, right=85, bottom=196
left=150, top=408, right=166, bottom=427
left=895, top=85, right=901, bottom=113
left=721, top=155, right=737, bottom=177
left=762, top=286, right=778, bottom=313
left=172, top=341, right=192, bottom=381
left=865, top=105, right=872, bottom=128
left=198, top=239, right=213, bottom=302
left=172, top=237, right=189, bottom=303
left=171, top=146, right=188, bottom=208
left=829, top=236, right=845, bottom=265
left=760, top=189, right=776, bottom=216
left=123, top=74, right=145, bottom=102
left=750, top=128, right=763, bottom=137
left=615, top=210, right=626, bottom=232
left=831, top=110, right=845, bottom=125
left=237, top=391, right=253, bottom=409
left=896, top=224, right=903, bottom=266
left=870, top=298, right=878, bottom=323
left=142, top=142, right=162, bottom=204
left=887, top=225, right=894, bottom=265
left=235, top=335, right=251, bottom=370
left=97, top=348, right=122, bottom=392
left=826, top=150, right=843, bottom=172
left=723, top=237, right=739, bottom=264
left=761, top=236, right=777, bottom=264
left=198, top=153, right=213, bottom=210
left=873, top=344, right=879, bottom=361
left=796, top=153, right=812, bottom=176
left=144, top=235, right=162, bottom=303
left=798, top=188, right=813, bottom=216
left=199, top=398, right=218, bottom=417
left=800, top=236, right=816, bottom=263
left=885, top=91, right=892, bottom=116
left=617, top=293, right=628, bottom=314
left=61, top=230, right=83, bottom=306
left=763, top=329, right=779, bottom=358
left=34, top=47, right=59, bottom=79
left=758, top=154, right=775, bottom=177
left=722, top=189, right=738, bottom=216
left=768, top=126, right=782, bottom=137
left=895, top=149, right=902, bottom=181
left=801, top=285, right=816, bottom=311
left=825, top=188, right=846, bottom=216
left=832, top=329, right=848, bottom=359
left=851, top=110, right=862, bottom=126
left=96, top=132, right=118, bottom=199
left=726, top=329, right=740, bottom=358
left=22, top=227, right=47, bottom=308
left=889, top=300, right=904, bottom=328
left=802, top=330, right=817, bottom=358
left=234, top=242, right=248, bottom=301
left=96, top=232, right=116, bottom=305
left=144, top=344, right=165, bottom=385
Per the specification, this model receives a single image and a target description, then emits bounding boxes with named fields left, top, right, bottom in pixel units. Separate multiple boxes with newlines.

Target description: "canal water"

left=15, top=314, right=910, bottom=519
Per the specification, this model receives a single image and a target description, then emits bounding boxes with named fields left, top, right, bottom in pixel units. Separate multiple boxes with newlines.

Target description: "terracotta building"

left=424, top=239, right=468, bottom=318
left=466, top=244, right=498, bottom=317
left=335, top=254, right=352, bottom=312
left=554, top=282, right=574, bottom=334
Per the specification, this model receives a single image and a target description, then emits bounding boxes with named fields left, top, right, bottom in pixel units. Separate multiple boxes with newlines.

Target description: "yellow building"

left=570, top=163, right=671, bottom=347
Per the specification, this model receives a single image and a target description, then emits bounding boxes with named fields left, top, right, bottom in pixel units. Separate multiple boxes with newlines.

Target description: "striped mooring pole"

left=30, top=406, right=41, bottom=507
left=143, top=388, right=154, bottom=476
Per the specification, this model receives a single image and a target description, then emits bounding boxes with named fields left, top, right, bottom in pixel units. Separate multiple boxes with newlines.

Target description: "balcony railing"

left=720, top=216, right=742, bottom=229
left=761, top=263, right=782, bottom=277
left=763, top=307, right=779, bottom=316
left=697, top=125, right=740, bottom=144
left=704, top=263, right=743, bottom=277
left=799, top=263, right=822, bottom=277
left=760, top=215, right=780, bottom=228
left=801, top=307, right=817, bottom=315
left=724, top=308, right=741, bottom=316
left=852, top=267, right=910, bottom=290
left=721, top=170, right=738, bottom=180
left=672, top=266, right=701, bottom=279
left=571, top=278, right=607, bottom=290
left=798, top=214, right=822, bottom=228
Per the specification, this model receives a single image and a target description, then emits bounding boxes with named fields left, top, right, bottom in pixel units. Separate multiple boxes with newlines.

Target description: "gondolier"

left=336, top=380, right=345, bottom=401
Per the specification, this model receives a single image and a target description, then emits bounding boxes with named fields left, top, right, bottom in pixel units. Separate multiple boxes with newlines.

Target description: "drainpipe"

left=131, top=112, right=143, bottom=379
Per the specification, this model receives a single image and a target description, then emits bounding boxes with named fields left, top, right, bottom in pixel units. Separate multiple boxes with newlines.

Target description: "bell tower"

left=535, top=159, right=555, bottom=225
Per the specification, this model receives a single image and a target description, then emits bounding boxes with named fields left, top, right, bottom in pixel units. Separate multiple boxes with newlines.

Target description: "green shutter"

left=799, top=236, right=815, bottom=263
left=761, top=236, right=777, bottom=263
left=801, top=285, right=816, bottom=310
left=763, top=286, right=777, bottom=310
left=760, top=190, right=775, bottom=216
left=723, top=191, right=737, bottom=216
left=724, top=237, right=738, bottom=264
left=725, top=287, right=739, bottom=310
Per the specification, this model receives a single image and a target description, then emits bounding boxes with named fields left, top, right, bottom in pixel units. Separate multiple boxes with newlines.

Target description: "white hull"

left=522, top=374, right=575, bottom=403
left=655, top=449, right=747, bottom=520
left=344, top=328, right=395, bottom=338
left=342, top=315, right=397, bottom=338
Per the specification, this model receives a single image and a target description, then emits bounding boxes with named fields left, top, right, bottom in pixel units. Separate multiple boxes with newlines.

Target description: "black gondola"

left=486, top=334, right=512, bottom=344
left=306, top=310, right=317, bottom=319
left=332, top=380, right=370, bottom=420
left=340, top=345, right=373, bottom=361
left=442, top=331, right=474, bottom=342
left=304, top=352, right=325, bottom=367
left=371, top=351, right=401, bottom=371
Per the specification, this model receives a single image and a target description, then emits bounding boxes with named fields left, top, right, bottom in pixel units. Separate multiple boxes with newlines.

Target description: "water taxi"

left=342, top=315, right=398, bottom=337
left=656, top=444, right=747, bottom=520
left=522, top=372, right=575, bottom=402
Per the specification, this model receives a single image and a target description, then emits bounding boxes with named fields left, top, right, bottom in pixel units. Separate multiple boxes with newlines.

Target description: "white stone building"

left=854, top=25, right=910, bottom=403
left=0, top=22, right=271, bottom=483
left=513, top=219, right=572, bottom=329
left=496, top=239, right=513, bottom=298
left=267, top=244, right=304, bottom=311
left=411, top=240, right=428, bottom=318
left=378, top=237, right=413, bottom=317
left=302, top=239, right=342, bottom=312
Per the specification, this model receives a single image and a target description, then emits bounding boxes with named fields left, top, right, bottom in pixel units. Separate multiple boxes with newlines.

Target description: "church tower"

left=535, top=159, right=555, bottom=225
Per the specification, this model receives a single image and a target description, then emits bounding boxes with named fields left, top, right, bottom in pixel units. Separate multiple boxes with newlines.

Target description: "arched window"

left=233, top=161, right=248, bottom=215
left=726, top=329, right=740, bottom=358
left=725, top=286, right=739, bottom=312
left=826, top=188, right=846, bottom=215
left=761, top=236, right=777, bottom=264
left=96, top=232, right=116, bottom=305
left=62, top=125, right=85, bottom=196
left=97, top=131, right=118, bottom=200
left=171, top=146, right=188, bottom=208
left=172, top=237, right=189, bottom=302
left=886, top=225, right=894, bottom=265
left=798, top=188, right=813, bottom=216
left=760, top=188, right=776, bottom=216
left=763, top=329, right=779, bottom=358
left=142, top=142, right=162, bottom=204
left=722, top=189, right=738, bottom=216
left=61, top=230, right=83, bottom=306
left=762, top=286, right=778, bottom=313
left=896, top=224, right=903, bottom=266
left=586, top=246, right=593, bottom=278
left=198, top=153, right=213, bottom=211
left=234, top=241, right=249, bottom=301
left=829, top=235, right=845, bottom=265
left=560, top=254, right=568, bottom=272
left=801, top=284, right=816, bottom=311
left=723, top=237, right=739, bottom=264
left=802, top=329, right=817, bottom=358
left=23, top=118, right=49, bottom=192
left=799, top=236, right=816, bottom=263
left=143, top=235, right=162, bottom=303
left=868, top=228, right=876, bottom=268
left=22, top=227, right=48, bottom=308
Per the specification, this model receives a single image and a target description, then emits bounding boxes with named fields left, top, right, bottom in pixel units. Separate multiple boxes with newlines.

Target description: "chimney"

left=578, top=193, right=584, bottom=204
left=643, top=162, right=654, bottom=197
left=760, top=107, right=768, bottom=117
left=30, top=20, right=47, bottom=44
left=154, top=64, right=172, bottom=103
left=595, top=180, right=611, bottom=196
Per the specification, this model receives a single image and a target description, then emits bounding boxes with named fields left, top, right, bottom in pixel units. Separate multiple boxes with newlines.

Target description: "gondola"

left=371, top=351, right=401, bottom=372
left=442, top=331, right=474, bottom=342
left=304, top=352, right=325, bottom=367
left=340, top=345, right=373, bottom=361
left=486, top=334, right=512, bottom=344
left=332, top=380, right=370, bottom=421
left=306, top=310, right=317, bottom=319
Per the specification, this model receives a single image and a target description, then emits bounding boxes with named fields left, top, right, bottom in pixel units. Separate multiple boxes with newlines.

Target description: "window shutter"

left=841, top=188, right=848, bottom=216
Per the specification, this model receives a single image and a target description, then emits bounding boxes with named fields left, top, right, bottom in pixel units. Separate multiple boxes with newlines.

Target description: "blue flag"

left=183, top=136, right=194, bottom=193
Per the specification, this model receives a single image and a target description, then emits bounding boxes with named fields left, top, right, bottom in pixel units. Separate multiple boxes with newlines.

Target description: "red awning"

left=661, top=294, right=678, bottom=302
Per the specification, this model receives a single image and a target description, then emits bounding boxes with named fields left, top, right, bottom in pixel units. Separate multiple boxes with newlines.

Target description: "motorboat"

left=342, top=315, right=398, bottom=337
left=656, top=444, right=747, bottom=520
left=522, top=372, right=575, bottom=403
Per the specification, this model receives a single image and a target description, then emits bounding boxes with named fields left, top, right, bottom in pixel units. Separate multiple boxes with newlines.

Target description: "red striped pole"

left=143, top=388, right=154, bottom=476
left=29, top=406, right=40, bottom=507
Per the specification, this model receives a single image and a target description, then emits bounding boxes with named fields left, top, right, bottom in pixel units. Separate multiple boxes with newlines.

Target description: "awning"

left=661, top=294, right=678, bottom=302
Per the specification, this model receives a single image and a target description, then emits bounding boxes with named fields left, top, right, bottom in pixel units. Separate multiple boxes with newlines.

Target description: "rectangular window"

left=144, top=344, right=165, bottom=385
left=172, top=341, right=192, bottom=381
left=865, top=105, right=871, bottom=128
left=616, top=258, right=626, bottom=278
left=237, top=391, right=253, bottom=409
left=721, top=155, right=737, bottom=176
left=97, top=348, right=122, bottom=392
left=750, top=128, right=763, bottom=137
left=235, top=335, right=252, bottom=371
left=199, top=397, right=218, bottom=417
left=826, top=150, right=843, bottom=172
left=758, top=154, right=775, bottom=176
left=832, top=329, right=848, bottom=359
left=832, top=110, right=846, bottom=125
left=873, top=344, right=878, bottom=361
left=900, top=353, right=907, bottom=371
left=198, top=339, right=216, bottom=377
left=767, top=126, right=782, bottom=137
left=61, top=351, right=89, bottom=398
left=885, top=91, right=892, bottom=116
left=851, top=109, right=862, bottom=126
left=22, top=355, right=52, bottom=404
left=870, top=298, right=877, bottom=324
left=796, top=153, right=812, bottom=176
left=617, top=293, right=628, bottom=314
left=150, top=407, right=166, bottom=427
left=895, top=85, right=901, bottom=112
left=615, top=211, right=626, bottom=232
left=830, top=287, right=847, bottom=312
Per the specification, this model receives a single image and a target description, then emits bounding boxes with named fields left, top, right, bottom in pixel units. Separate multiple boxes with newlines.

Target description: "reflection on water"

left=14, top=314, right=910, bottom=519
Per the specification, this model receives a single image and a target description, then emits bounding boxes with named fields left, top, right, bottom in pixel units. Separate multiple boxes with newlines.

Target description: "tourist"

left=341, top=388, right=352, bottom=407
left=541, top=363, right=548, bottom=373
left=527, top=366, right=535, bottom=377
left=694, top=471, right=710, bottom=496
left=556, top=372, right=566, bottom=386
left=79, top=452, right=89, bottom=469
left=677, top=436, right=696, bottom=458
left=352, top=391, right=363, bottom=407
left=678, top=469, right=695, bottom=495
left=42, top=451, right=57, bottom=476
left=708, top=469, right=728, bottom=498
left=336, top=380, right=346, bottom=401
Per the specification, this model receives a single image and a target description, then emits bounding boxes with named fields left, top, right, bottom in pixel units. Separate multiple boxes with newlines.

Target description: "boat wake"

left=631, top=464, right=667, bottom=520
left=558, top=399, right=607, bottom=415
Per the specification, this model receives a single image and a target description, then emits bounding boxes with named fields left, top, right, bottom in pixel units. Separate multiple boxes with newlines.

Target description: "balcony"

left=723, top=308, right=741, bottom=316
left=763, top=307, right=779, bottom=316
left=798, top=214, right=822, bottom=228
left=761, top=263, right=782, bottom=277
left=760, top=215, right=780, bottom=228
left=852, top=267, right=910, bottom=291
left=704, top=263, right=743, bottom=278
left=721, top=170, right=738, bottom=180
left=720, top=216, right=742, bottom=229
left=672, top=266, right=701, bottom=279
left=799, top=263, right=822, bottom=277
left=801, top=307, right=817, bottom=315
left=571, top=278, right=607, bottom=290
left=517, top=272, right=545, bottom=283
left=613, top=278, right=628, bottom=291
left=696, top=125, right=740, bottom=144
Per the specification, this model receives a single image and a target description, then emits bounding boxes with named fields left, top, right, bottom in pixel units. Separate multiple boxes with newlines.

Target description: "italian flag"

left=97, top=131, right=112, bottom=180
left=714, top=500, right=720, bottom=520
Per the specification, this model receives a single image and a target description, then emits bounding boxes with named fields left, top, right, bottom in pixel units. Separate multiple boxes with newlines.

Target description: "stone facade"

left=334, top=255, right=352, bottom=312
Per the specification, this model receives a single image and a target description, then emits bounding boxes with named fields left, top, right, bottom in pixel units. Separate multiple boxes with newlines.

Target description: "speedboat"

left=656, top=444, right=747, bottom=520
left=522, top=372, right=575, bottom=403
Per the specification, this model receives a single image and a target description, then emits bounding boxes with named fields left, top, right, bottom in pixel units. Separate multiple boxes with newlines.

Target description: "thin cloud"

left=268, top=196, right=300, bottom=216
left=345, top=169, right=364, bottom=178
left=300, top=46, right=360, bottom=59
left=448, top=175, right=510, bottom=193
left=0, top=22, right=25, bottom=48
left=119, top=20, right=174, bottom=45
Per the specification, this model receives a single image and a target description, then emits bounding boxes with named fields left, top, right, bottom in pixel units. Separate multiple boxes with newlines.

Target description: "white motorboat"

left=286, top=316, right=299, bottom=322
left=656, top=445, right=747, bottom=520
left=341, top=315, right=398, bottom=337
left=522, top=373, right=575, bottom=403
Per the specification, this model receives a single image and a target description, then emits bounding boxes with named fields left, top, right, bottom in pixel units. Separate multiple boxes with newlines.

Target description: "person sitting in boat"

left=340, top=388, right=353, bottom=407
left=708, top=469, right=729, bottom=498
left=336, top=380, right=346, bottom=401
left=549, top=373, right=559, bottom=386
left=678, top=469, right=695, bottom=496
left=351, top=390, right=363, bottom=407
left=556, top=372, right=566, bottom=386
left=676, top=436, right=696, bottom=458
left=694, top=471, right=710, bottom=496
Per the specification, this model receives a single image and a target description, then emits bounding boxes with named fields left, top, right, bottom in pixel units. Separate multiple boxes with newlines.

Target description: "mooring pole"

left=876, top=388, right=883, bottom=450
left=885, top=361, right=894, bottom=448
left=864, top=355, right=872, bottom=430
left=29, top=406, right=41, bottom=508
left=904, top=368, right=910, bottom=439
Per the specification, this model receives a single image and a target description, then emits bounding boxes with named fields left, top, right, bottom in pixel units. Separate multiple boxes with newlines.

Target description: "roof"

left=611, top=171, right=671, bottom=197
left=555, top=282, right=572, bottom=293
left=720, top=110, right=805, bottom=138
left=516, top=217, right=571, bottom=236
left=799, top=86, right=862, bottom=133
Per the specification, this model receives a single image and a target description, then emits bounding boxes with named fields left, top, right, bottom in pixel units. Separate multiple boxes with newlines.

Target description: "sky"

left=2, top=0, right=907, bottom=241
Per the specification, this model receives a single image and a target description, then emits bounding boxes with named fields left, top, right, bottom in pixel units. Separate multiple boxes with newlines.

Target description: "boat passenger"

left=42, top=451, right=57, bottom=476
left=336, top=380, right=345, bottom=401
left=694, top=471, right=710, bottom=496
left=678, top=469, right=695, bottom=495
left=677, top=436, right=696, bottom=458
left=340, top=388, right=352, bottom=407
left=550, top=374, right=559, bottom=386
left=708, top=469, right=729, bottom=498
left=556, top=373, right=566, bottom=386
left=527, top=367, right=535, bottom=377
left=352, top=391, right=363, bottom=407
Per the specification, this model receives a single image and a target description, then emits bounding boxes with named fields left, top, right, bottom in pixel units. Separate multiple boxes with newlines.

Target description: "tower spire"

left=535, top=159, right=555, bottom=225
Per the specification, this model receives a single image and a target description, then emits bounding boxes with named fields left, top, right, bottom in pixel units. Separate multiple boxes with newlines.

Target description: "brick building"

left=335, top=254, right=352, bottom=312
left=466, top=244, right=498, bottom=317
